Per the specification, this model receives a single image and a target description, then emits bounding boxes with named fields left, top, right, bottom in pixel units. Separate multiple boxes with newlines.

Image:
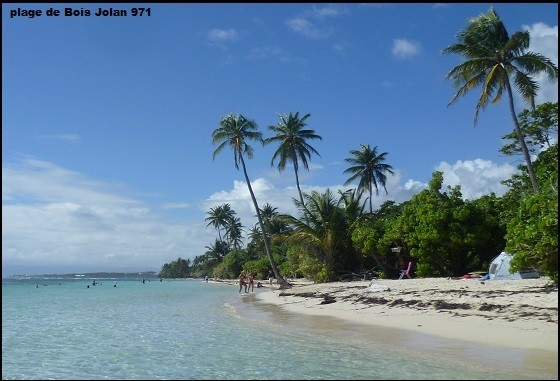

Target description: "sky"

left=2, top=3, right=558, bottom=277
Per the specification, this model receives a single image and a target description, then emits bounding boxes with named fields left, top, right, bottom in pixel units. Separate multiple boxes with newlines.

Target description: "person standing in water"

left=238, top=271, right=246, bottom=293
left=247, top=271, right=254, bottom=293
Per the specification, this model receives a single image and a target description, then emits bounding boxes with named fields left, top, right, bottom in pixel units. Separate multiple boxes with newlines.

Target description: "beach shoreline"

left=252, top=277, right=557, bottom=353
left=253, top=277, right=558, bottom=378
left=213, top=276, right=558, bottom=378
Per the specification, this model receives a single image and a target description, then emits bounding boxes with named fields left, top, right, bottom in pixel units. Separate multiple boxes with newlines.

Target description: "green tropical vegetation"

left=159, top=8, right=558, bottom=285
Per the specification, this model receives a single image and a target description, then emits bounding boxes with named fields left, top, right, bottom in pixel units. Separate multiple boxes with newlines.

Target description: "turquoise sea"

left=2, top=277, right=557, bottom=380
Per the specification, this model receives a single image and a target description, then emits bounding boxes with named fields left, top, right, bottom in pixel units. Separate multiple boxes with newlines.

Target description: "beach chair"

left=399, top=261, right=412, bottom=279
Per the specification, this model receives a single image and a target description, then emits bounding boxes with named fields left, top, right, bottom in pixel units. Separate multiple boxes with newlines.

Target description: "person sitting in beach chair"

left=399, top=261, right=412, bottom=279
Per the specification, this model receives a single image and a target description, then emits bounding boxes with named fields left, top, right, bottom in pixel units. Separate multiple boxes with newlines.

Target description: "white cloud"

left=205, top=178, right=298, bottom=225
left=286, top=17, right=334, bottom=39
left=306, top=5, right=346, bottom=19
left=247, top=46, right=292, bottom=62
left=2, top=158, right=140, bottom=206
left=2, top=156, right=517, bottom=276
left=522, top=23, right=558, bottom=104
left=286, top=5, right=347, bottom=40
left=2, top=159, right=213, bottom=276
left=391, top=39, right=421, bottom=59
left=333, top=44, right=346, bottom=55
left=435, top=159, right=516, bottom=200
left=206, top=28, right=239, bottom=43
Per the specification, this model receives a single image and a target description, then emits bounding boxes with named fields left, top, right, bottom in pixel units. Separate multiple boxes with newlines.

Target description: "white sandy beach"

left=254, top=277, right=558, bottom=353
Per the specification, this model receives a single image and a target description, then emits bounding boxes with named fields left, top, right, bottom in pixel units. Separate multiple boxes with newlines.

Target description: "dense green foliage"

left=382, top=172, right=506, bottom=277
left=159, top=257, right=191, bottom=278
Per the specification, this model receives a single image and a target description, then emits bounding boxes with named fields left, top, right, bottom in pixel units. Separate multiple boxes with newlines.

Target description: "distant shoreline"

left=3, top=271, right=159, bottom=279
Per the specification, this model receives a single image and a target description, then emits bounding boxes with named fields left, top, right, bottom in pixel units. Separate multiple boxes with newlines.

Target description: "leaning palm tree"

left=205, top=203, right=234, bottom=241
left=442, top=7, right=558, bottom=192
left=264, top=112, right=322, bottom=209
left=343, top=144, right=395, bottom=213
left=211, top=113, right=286, bottom=286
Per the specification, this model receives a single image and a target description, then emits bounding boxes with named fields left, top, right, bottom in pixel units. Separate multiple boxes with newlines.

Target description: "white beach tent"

left=487, top=252, right=540, bottom=280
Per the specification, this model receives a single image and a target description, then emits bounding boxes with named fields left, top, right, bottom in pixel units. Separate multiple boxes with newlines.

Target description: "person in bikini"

left=238, top=271, right=247, bottom=293
left=247, top=271, right=255, bottom=292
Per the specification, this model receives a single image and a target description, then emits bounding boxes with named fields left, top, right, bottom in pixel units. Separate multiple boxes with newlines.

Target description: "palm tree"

left=247, top=226, right=264, bottom=252
left=205, top=203, right=234, bottom=241
left=343, top=144, right=395, bottom=213
left=225, top=215, right=244, bottom=250
left=282, top=189, right=357, bottom=281
left=204, top=239, right=231, bottom=265
left=264, top=112, right=322, bottom=209
left=211, top=113, right=286, bottom=286
left=258, top=203, right=278, bottom=221
left=257, top=203, right=278, bottom=231
left=338, top=188, right=366, bottom=229
left=257, top=203, right=292, bottom=243
left=442, top=7, right=558, bottom=192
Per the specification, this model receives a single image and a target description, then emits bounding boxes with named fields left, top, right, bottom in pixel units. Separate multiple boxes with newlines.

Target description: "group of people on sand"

left=238, top=270, right=255, bottom=293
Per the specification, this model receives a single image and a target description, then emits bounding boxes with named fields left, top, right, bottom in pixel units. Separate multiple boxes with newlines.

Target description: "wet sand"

left=226, top=277, right=558, bottom=379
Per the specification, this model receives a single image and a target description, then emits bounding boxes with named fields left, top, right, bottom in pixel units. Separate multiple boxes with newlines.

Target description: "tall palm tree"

left=211, top=113, right=286, bottom=286
left=264, top=112, right=322, bottom=208
left=343, top=144, right=395, bottom=213
left=205, top=203, right=234, bottom=241
left=442, top=7, right=558, bottom=192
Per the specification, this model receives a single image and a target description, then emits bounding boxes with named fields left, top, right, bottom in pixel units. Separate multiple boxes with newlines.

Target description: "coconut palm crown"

left=344, top=144, right=394, bottom=213
left=265, top=112, right=322, bottom=209
left=442, top=7, right=558, bottom=191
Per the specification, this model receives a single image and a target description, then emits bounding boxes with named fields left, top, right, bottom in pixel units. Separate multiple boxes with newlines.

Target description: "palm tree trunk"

left=368, top=182, right=373, bottom=213
left=505, top=79, right=540, bottom=192
left=294, top=165, right=306, bottom=208
left=293, top=165, right=313, bottom=220
left=239, top=155, right=287, bottom=287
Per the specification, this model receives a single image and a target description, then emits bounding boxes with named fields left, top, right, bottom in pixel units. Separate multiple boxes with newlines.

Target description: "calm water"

left=2, top=278, right=556, bottom=380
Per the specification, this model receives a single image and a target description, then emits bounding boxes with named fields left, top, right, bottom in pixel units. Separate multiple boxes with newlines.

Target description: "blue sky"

left=2, top=3, right=558, bottom=276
